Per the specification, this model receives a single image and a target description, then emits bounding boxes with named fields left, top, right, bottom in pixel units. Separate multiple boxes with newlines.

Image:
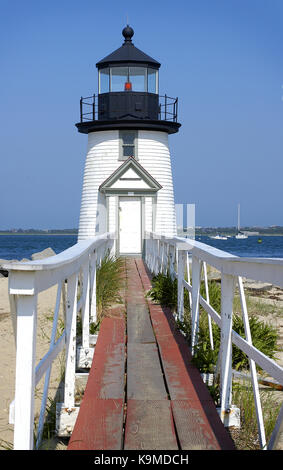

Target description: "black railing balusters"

left=80, top=97, right=83, bottom=123
left=80, top=94, right=178, bottom=123
left=175, top=98, right=178, bottom=122
left=165, top=94, right=167, bottom=121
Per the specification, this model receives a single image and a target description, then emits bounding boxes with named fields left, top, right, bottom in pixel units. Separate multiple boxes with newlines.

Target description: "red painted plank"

left=68, top=398, right=124, bottom=450
left=95, top=315, right=125, bottom=347
left=67, top=309, right=126, bottom=450
left=171, top=400, right=221, bottom=450
left=171, top=400, right=235, bottom=450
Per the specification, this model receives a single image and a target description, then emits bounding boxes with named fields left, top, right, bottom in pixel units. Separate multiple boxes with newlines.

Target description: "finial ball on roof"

left=122, top=25, right=134, bottom=42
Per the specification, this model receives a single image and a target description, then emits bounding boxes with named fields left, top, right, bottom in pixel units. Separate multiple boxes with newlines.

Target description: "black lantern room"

left=76, top=26, right=181, bottom=135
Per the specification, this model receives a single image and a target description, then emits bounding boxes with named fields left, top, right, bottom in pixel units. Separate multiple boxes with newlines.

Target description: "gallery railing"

left=79, top=93, right=178, bottom=123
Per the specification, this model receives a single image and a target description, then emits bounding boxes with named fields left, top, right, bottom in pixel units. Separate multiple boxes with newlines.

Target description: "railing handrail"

left=2, top=233, right=113, bottom=272
left=146, top=232, right=283, bottom=287
left=144, top=231, right=283, bottom=449
left=155, top=232, right=283, bottom=264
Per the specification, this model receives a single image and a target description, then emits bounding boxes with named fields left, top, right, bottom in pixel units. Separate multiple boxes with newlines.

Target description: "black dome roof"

left=96, top=25, right=160, bottom=69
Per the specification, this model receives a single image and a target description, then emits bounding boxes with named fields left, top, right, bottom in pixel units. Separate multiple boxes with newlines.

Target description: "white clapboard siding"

left=138, top=130, right=176, bottom=237
left=78, top=131, right=120, bottom=240
left=108, top=196, right=116, bottom=233
left=78, top=129, right=177, bottom=240
left=145, top=197, right=153, bottom=233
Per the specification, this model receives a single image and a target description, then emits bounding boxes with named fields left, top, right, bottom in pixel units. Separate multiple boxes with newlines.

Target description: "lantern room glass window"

left=129, top=67, right=147, bottom=92
left=148, top=68, right=158, bottom=94
left=99, top=68, right=110, bottom=93
left=110, top=67, right=128, bottom=92
left=99, top=66, right=159, bottom=94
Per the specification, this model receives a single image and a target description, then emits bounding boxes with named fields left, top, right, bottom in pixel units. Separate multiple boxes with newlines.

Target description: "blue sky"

left=0, top=0, right=282, bottom=229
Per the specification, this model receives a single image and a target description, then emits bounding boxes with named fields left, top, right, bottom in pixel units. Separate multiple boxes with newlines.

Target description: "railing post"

left=186, top=252, right=192, bottom=310
left=36, top=283, right=62, bottom=449
left=154, top=237, right=160, bottom=275
left=146, top=233, right=150, bottom=270
left=177, top=249, right=186, bottom=322
left=238, top=276, right=266, bottom=448
left=168, top=244, right=175, bottom=279
left=219, top=273, right=235, bottom=417
left=81, top=259, right=90, bottom=348
left=13, top=290, right=38, bottom=450
left=147, top=233, right=151, bottom=272
left=151, top=233, right=156, bottom=273
left=64, top=273, right=78, bottom=409
left=144, top=233, right=149, bottom=266
left=90, top=251, right=97, bottom=324
left=160, top=239, right=165, bottom=274
left=203, top=261, right=214, bottom=350
left=191, top=256, right=202, bottom=353
left=80, top=96, right=83, bottom=122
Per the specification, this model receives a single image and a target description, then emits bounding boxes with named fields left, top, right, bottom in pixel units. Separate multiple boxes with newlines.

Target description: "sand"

left=0, top=273, right=283, bottom=450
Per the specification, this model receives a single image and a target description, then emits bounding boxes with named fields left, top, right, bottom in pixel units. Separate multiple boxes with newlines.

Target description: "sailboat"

left=235, top=204, right=248, bottom=239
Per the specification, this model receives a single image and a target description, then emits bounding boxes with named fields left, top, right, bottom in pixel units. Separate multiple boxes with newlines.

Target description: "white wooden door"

left=119, top=197, right=141, bottom=254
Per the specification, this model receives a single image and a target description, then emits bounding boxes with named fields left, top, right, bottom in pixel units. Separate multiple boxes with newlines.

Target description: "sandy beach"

left=0, top=271, right=283, bottom=450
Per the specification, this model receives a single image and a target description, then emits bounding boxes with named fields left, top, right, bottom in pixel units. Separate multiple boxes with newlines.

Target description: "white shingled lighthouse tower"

left=76, top=25, right=181, bottom=255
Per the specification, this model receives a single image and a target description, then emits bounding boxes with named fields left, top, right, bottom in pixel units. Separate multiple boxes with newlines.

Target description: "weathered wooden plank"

left=148, top=303, right=185, bottom=347
left=88, top=343, right=125, bottom=399
left=127, top=343, right=167, bottom=400
left=127, top=303, right=155, bottom=344
left=124, top=400, right=178, bottom=450
left=67, top=310, right=126, bottom=450
left=157, top=343, right=206, bottom=401
left=97, top=315, right=125, bottom=346
left=68, top=398, right=124, bottom=450
left=171, top=400, right=222, bottom=450
left=135, top=258, right=153, bottom=291
left=82, top=315, right=126, bottom=399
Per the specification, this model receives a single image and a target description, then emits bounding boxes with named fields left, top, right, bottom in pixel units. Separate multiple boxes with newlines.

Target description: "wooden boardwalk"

left=67, top=258, right=235, bottom=450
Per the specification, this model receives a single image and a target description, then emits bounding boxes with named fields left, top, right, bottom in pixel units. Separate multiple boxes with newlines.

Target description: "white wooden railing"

left=3, top=232, right=115, bottom=450
left=144, top=231, right=283, bottom=450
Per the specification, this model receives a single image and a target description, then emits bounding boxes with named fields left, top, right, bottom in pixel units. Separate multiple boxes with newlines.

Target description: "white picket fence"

left=3, top=232, right=115, bottom=450
left=144, top=231, right=283, bottom=450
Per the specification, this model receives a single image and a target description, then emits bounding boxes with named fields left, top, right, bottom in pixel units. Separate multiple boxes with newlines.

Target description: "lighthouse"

left=77, top=25, right=181, bottom=255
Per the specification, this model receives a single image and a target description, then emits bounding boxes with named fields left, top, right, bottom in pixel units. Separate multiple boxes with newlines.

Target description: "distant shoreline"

left=0, top=233, right=77, bottom=236
left=1, top=232, right=283, bottom=237
left=183, top=233, right=283, bottom=237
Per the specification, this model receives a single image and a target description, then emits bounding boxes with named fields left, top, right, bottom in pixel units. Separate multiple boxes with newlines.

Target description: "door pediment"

left=99, top=156, right=162, bottom=194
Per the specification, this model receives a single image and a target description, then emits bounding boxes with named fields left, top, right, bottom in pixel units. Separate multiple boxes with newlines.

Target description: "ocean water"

left=1, top=234, right=283, bottom=261
left=198, top=235, right=283, bottom=258
left=0, top=234, right=77, bottom=261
